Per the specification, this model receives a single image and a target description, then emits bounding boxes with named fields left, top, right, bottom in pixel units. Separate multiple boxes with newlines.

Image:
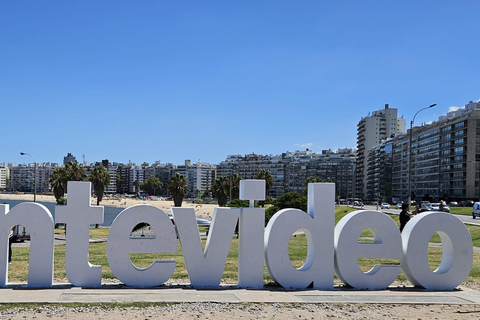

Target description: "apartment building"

left=63, top=153, right=77, bottom=165
left=217, top=153, right=285, bottom=198
left=9, top=163, right=59, bottom=193
left=173, top=160, right=217, bottom=198
left=365, top=139, right=393, bottom=202
left=218, top=149, right=356, bottom=199
left=356, top=104, right=406, bottom=199
left=391, top=101, right=480, bottom=202
left=0, top=164, right=9, bottom=191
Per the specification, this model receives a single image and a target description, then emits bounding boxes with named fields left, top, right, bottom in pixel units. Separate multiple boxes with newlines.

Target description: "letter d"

left=264, top=183, right=335, bottom=289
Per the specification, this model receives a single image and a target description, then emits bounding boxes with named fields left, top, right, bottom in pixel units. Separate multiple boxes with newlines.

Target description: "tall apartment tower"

left=63, top=153, right=77, bottom=165
left=356, top=104, right=406, bottom=199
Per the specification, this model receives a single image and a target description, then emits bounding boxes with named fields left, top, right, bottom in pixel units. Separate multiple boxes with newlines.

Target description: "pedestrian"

left=399, top=203, right=413, bottom=233
left=8, top=226, right=16, bottom=264
left=439, top=200, right=445, bottom=212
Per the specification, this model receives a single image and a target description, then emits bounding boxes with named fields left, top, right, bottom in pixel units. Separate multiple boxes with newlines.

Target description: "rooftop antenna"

left=82, top=154, right=86, bottom=165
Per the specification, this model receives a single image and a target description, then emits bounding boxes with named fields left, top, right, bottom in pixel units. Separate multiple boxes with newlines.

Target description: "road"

left=352, top=204, right=480, bottom=227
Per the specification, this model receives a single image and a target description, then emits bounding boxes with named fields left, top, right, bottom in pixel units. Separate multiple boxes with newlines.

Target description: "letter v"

left=172, top=207, right=239, bottom=288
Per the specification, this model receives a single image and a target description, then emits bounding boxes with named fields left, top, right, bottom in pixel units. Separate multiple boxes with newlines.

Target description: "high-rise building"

left=63, top=153, right=77, bottom=165
left=0, top=164, right=9, bottom=191
left=356, top=104, right=406, bottom=199
left=391, top=101, right=480, bottom=202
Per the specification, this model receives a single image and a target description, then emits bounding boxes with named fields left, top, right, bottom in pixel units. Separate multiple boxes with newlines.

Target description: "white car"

left=395, top=202, right=403, bottom=209
left=381, top=203, right=390, bottom=209
left=431, top=203, right=450, bottom=213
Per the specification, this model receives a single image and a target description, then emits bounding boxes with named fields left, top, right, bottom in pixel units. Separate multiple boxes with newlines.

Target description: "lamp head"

left=429, top=104, right=437, bottom=108
left=20, top=152, right=25, bottom=155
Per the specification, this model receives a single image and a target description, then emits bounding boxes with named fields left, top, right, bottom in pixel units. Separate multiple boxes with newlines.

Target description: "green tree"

left=265, top=192, right=307, bottom=225
left=202, top=189, right=212, bottom=199
left=212, top=176, right=230, bottom=206
left=49, top=167, right=67, bottom=204
left=141, top=176, right=163, bottom=196
left=167, top=173, right=189, bottom=207
left=89, top=165, right=111, bottom=206
left=256, top=169, right=273, bottom=198
left=304, top=175, right=323, bottom=193
left=116, top=172, right=122, bottom=193
left=133, top=180, right=140, bottom=194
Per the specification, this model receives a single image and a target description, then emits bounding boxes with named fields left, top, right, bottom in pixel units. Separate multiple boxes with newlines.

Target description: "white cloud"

left=295, top=143, right=313, bottom=149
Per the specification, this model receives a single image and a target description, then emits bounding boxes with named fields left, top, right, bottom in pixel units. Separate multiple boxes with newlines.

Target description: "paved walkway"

left=1, top=283, right=479, bottom=305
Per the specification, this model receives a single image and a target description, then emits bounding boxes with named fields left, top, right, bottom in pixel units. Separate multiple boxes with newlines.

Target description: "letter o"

left=401, top=212, right=473, bottom=290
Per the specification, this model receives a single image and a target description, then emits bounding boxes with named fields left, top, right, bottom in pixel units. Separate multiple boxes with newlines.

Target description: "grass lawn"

left=450, top=206, right=474, bottom=216
left=7, top=206, right=480, bottom=285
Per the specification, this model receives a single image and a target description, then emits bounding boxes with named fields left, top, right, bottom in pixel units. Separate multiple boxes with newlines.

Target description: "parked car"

left=418, top=201, right=433, bottom=212
left=430, top=203, right=450, bottom=213
left=465, top=200, right=475, bottom=207
left=448, top=201, right=458, bottom=207
left=396, top=202, right=403, bottom=209
left=381, top=203, right=390, bottom=209
left=473, top=202, right=480, bottom=219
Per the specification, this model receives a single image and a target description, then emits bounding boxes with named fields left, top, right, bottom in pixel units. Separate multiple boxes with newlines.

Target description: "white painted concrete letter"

left=1, top=203, right=54, bottom=287
left=173, top=207, right=239, bottom=287
left=55, top=182, right=104, bottom=287
left=264, top=183, right=335, bottom=289
left=107, top=205, right=177, bottom=287
left=401, top=212, right=473, bottom=290
left=238, top=180, right=265, bottom=288
left=334, top=210, right=402, bottom=289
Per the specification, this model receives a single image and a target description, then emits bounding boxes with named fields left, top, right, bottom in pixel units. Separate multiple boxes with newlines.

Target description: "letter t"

left=55, top=181, right=104, bottom=287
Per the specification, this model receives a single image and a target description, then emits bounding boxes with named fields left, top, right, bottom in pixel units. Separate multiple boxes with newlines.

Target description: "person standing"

left=399, top=203, right=412, bottom=233
left=8, top=226, right=16, bottom=264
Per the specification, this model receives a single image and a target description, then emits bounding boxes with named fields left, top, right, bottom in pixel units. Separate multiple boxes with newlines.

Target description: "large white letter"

left=55, top=181, right=104, bottom=287
left=334, top=210, right=402, bottom=289
left=107, top=205, right=177, bottom=287
left=264, top=183, right=335, bottom=289
left=1, top=203, right=54, bottom=288
left=401, top=212, right=473, bottom=290
left=173, top=207, right=239, bottom=288
left=238, top=180, right=265, bottom=288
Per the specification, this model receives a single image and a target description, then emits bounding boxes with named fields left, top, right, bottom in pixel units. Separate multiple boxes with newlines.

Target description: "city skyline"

left=2, top=1, right=480, bottom=166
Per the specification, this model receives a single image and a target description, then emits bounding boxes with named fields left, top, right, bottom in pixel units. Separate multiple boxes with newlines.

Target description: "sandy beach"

left=0, top=193, right=217, bottom=220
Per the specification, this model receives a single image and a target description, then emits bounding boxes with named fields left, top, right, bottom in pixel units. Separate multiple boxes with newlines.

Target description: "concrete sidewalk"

left=1, top=284, right=479, bottom=305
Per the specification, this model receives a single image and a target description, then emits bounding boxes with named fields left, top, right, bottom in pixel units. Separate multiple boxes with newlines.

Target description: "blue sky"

left=2, top=1, right=480, bottom=166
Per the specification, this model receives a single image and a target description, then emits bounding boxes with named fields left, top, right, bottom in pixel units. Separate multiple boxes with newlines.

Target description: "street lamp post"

left=407, top=104, right=436, bottom=211
left=20, top=152, right=37, bottom=202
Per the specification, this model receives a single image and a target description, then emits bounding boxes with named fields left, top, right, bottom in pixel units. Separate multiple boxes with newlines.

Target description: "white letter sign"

left=401, top=212, right=473, bottom=290
left=334, top=210, right=402, bottom=289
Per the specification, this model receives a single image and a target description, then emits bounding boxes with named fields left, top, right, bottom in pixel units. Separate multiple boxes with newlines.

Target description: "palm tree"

left=49, top=167, right=67, bottom=204
left=89, top=165, right=111, bottom=206
left=229, top=173, right=242, bottom=200
left=256, top=169, right=273, bottom=198
left=167, top=173, right=189, bottom=207
left=64, top=161, right=87, bottom=192
left=212, top=176, right=230, bottom=206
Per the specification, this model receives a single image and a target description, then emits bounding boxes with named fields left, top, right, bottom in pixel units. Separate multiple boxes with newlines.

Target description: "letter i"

left=238, top=180, right=266, bottom=288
